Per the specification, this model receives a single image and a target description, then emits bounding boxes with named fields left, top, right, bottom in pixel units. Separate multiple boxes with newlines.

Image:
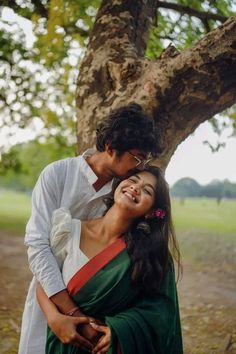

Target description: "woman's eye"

left=144, top=188, right=152, bottom=195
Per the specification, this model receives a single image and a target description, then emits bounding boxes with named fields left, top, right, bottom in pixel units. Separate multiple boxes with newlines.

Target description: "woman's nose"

left=130, top=184, right=140, bottom=193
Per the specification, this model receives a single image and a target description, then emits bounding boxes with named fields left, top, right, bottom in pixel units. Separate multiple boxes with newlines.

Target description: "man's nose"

left=136, top=163, right=145, bottom=171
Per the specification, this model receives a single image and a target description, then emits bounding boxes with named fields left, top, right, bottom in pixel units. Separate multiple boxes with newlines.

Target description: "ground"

left=0, top=231, right=235, bottom=354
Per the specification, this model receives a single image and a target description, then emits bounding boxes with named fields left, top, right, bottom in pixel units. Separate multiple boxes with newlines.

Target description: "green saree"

left=46, top=238, right=183, bottom=354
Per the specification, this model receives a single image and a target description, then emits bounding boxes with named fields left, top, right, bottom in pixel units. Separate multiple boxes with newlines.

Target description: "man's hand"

left=48, top=312, right=94, bottom=351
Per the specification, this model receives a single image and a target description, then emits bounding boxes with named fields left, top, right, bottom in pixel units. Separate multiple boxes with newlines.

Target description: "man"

left=19, top=103, right=160, bottom=354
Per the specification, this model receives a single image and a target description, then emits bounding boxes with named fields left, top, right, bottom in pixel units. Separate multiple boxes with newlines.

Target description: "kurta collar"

left=81, top=149, right=113, bottom=194
left=82, top=149, right=98, bottom=185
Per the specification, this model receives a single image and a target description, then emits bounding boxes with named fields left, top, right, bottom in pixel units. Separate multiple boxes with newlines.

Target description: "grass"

left=0, top=189, right=31, bottom=235
left=0, top=190, right=236, bottom=242
left=172, top=197, right=236, bottom=242
left=171, top=197, right=236, bottom=269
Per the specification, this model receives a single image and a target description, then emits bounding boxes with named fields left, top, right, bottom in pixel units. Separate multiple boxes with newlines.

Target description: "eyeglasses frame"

left=127, top=151, right=152, bottom=167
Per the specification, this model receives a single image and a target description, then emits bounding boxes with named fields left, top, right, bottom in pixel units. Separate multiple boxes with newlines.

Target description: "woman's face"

left=114, top=171, right=157, bottom=218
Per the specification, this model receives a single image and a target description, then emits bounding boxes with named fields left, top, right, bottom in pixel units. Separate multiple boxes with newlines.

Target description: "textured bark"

left=76, top=0, right=236, bottom=169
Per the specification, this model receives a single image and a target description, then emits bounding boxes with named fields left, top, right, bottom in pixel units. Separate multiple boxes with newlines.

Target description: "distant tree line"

left=171, top=177, right=236, bottom=200
left=0, top=140, right=236, bottom=200
left=0, top=139, right=75, bottom=192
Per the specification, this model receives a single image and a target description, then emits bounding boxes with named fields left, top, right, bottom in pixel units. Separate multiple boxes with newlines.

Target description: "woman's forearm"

left=36, top=283, right=100, bottom=345
left=36, top=282, right=84, bottom=317
left=36, top=282, right=62, bottom=321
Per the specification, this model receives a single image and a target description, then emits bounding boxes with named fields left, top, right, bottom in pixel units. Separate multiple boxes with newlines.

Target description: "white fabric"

left=50, top=208, right=89, bottom=285
left=19, top=150, right=113, bottom=354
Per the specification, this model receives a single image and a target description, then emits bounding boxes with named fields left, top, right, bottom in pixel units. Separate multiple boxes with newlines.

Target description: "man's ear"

left=105, top=143, right=115, bottom=156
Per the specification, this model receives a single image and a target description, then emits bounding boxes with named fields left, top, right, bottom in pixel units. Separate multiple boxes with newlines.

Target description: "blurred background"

left=0, top=1, right=236, bottom=353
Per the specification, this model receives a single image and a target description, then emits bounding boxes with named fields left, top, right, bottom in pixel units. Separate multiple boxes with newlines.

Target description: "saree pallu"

left=46, top=238, right=183, bottom=354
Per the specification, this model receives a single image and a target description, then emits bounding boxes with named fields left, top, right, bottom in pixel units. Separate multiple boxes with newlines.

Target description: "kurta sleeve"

left=25, top=161, right=67, bottom=297
left=50, top=208, right=72, bottom=270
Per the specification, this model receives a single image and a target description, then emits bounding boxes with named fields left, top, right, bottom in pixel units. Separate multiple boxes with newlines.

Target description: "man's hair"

left=96, top=103, right=161, bottom=156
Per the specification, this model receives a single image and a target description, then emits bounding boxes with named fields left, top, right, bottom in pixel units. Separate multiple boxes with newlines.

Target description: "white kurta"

left=19, top=150, right=113, bottom=354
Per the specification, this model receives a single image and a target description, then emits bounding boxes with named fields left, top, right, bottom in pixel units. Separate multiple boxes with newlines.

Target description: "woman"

left=37, top=166, right=183, bottom=354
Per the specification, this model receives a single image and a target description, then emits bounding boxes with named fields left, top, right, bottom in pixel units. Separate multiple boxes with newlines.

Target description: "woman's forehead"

left=132, top=171, right=157, bottom=186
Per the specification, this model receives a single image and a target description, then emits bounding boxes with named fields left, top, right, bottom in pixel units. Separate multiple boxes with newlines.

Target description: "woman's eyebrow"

left=134, top=175, right=155, bottom=193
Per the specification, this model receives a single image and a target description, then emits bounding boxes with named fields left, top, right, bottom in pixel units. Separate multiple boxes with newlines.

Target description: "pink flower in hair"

left=154, top=208, right=166, bottom=219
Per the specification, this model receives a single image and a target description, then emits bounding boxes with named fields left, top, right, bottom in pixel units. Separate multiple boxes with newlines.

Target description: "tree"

left=1, top=0, right=236, bottom=169
left=171, top=177, right=201, bottom=198
left=76, top=0, right=236, bottom=168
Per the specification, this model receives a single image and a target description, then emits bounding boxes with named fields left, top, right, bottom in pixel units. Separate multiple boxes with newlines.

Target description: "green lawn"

left=171, top=197, right=236, bottom=267
left=0, top=191, right=236, bottom=242
left=0, top=189, right=31, bottom=235
left=172, top=197, right=236, bottom=241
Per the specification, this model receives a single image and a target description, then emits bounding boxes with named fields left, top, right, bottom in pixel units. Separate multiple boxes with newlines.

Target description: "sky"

left=1, top=7, right=236, bottom=187
left=165, top=120, right=236, bottom=186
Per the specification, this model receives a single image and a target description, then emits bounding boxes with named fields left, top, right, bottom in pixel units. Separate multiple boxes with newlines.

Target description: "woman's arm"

left=36, top=283, right=101, bottom=347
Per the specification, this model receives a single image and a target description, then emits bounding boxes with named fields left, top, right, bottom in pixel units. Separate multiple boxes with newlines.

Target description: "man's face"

left=110, top=149, right=152, bottom=178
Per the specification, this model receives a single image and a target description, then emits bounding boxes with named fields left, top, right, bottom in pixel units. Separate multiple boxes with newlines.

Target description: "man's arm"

left=25, top=162, right=66, bottom=297
left=26, top=162, right=91, bottom=315
left=36, top=283, right=94, bottom=350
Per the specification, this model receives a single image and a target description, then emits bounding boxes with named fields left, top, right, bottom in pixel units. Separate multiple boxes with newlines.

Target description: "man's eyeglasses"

left=127, top=151, right=152, bottom=167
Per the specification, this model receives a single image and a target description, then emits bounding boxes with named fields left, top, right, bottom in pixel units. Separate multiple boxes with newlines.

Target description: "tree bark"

left=76, top=0, right=236, bottom=169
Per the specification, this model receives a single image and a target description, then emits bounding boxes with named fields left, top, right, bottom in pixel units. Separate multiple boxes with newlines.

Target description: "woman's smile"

left=122, top=189, right=139, bottom=203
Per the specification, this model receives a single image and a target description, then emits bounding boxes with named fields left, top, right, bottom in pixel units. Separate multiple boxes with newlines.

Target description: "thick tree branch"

left=148, top=15, right=236, bottom=166
left=76, top=1, right=236, bottom=166
left=156, top=1, right=228, bottom=23
left=86, top=0, right=158, bottom=57
left=75, top=0, right=158, bottom=151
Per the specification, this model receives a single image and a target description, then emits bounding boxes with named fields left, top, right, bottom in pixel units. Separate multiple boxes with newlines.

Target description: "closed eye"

left=144, top=188, right=152, bottom=196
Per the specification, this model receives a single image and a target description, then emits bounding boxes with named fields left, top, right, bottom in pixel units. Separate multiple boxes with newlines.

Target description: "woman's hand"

left=72, top=310, right=102, bottom=345
left=48, top=312, right=94, bottom=351
left=89, top=322, right=111, bottom=354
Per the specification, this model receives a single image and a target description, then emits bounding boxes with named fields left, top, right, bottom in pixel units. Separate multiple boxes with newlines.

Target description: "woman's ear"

left=145, top=210, right=154, bottom=220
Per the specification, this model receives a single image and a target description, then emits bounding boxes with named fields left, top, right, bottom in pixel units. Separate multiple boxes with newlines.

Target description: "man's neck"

left=86, top=151, right=113, bottom=192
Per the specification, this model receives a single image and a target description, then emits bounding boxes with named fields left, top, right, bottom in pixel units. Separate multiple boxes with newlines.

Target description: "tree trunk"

left=76, top=0, right=236, bottom=169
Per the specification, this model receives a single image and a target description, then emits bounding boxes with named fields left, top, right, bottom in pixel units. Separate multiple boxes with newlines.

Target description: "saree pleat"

left=46, top=250, right=183, bottom=354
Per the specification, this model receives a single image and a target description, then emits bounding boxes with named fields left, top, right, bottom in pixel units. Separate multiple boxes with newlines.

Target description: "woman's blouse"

left=50, top=208, right=89, bottom=285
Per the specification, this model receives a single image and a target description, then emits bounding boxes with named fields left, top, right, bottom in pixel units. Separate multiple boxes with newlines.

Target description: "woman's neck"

left=85, top=206, right=133, bottom=244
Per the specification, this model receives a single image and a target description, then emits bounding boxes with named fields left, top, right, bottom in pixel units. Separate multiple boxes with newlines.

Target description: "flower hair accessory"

left=153, top=208, right=166, bottom=219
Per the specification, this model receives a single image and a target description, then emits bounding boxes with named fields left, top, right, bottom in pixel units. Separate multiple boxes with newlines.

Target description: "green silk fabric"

left=46, top=250, right=183, bottom=354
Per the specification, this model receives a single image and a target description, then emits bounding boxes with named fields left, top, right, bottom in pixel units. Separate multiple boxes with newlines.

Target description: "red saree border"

left=67, top=237, right=126, bottom=296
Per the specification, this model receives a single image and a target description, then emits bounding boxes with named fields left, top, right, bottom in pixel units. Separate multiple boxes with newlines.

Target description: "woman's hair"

left=104, top=165, right=181, bottom=294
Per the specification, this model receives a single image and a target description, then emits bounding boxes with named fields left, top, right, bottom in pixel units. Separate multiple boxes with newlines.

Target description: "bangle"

left=65, top=306, right=80, bottom=316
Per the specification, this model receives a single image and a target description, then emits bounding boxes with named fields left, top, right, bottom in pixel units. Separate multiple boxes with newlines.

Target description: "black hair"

left=96, top=103, right=162, bottom=156
left=103, top=165, right=181, bottom=294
